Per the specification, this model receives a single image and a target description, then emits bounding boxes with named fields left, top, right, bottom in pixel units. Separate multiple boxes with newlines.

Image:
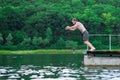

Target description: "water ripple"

left=0, top=65, right=120, bottom=80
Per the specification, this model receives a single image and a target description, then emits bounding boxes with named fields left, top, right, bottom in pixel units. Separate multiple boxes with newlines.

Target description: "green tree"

left=0, top=33, right=3, bottom=45
left=101, top=13, right=115, bottom=33
left=82, top=0, right=95, bottom=5
left=65, top=40, right=78, bottom=49
left=32, top=36, right=43, bottom=46
left=46, top=27, right=52, bottom=41
left=6, top=33, right=13, bottom=45
left=42, top=38, right=49, bottom=47
left=55, top=37, right=66, bottom=49
left=0, top=0, right=120, bottom=50
left=1, top=6, right=24, bottom=32
left=20, top=37, right=31, bottom=46
left=13, top=31, right=24, bottom=45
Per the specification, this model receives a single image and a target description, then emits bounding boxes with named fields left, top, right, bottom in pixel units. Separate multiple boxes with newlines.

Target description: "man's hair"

left=72, top=18, right=77, bottom=21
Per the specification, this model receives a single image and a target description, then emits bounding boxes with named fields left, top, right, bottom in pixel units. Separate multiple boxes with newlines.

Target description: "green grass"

left=0, top=49, right=119, bottom=54
left=0, top=49, right=86, bottom=54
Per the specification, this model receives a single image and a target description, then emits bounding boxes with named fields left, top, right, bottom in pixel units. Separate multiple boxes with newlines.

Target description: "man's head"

left=72, top=18, right=78, bottom=24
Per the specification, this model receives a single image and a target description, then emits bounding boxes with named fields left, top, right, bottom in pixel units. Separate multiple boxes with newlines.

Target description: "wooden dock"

left=83, top=50, right=120, bottom=66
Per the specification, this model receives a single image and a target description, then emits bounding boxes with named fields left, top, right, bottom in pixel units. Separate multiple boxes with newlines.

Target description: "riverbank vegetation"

left=0, top=49, right=85, bottom=54
left=0, top=0, right=120, bottom=50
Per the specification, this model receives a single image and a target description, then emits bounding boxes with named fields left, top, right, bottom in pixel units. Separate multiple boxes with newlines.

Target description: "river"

left=0, top=54, right=120, bottom=80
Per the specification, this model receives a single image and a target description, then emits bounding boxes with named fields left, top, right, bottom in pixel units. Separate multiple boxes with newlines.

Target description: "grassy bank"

left=0, top=49, right=119, bottom=54
left=0, top=49, right=86, bottom=54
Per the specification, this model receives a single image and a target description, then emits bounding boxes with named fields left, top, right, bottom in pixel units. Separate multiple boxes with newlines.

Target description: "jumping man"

left=65, top=18, right=96, bottom=51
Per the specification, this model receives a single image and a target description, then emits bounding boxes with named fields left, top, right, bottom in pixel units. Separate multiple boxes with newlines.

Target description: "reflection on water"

left=0, top=54, right=120, bottom=80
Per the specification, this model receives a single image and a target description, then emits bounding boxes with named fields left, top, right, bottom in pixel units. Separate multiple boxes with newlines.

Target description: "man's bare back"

left=75, top=22, right=87, bottom=33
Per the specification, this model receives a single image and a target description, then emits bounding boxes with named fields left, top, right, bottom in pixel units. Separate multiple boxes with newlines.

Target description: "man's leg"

left=84, top=40, right=95, bottom=51
left=83, top=31, right=95, bottom=51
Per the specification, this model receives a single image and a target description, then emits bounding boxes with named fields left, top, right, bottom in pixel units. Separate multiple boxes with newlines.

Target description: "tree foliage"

left=6, top=33, right=13, bottom=45
left=0, top=33, right=3, bottom=45
left=0, top=0, right=120, bottom=50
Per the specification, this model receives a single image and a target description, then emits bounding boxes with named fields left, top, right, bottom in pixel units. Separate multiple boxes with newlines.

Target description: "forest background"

left=0, top=0, right=120, bottom=50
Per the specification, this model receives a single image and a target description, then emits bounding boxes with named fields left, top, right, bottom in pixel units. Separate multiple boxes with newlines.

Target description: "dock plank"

left=86, top=51, right=120, bottom=57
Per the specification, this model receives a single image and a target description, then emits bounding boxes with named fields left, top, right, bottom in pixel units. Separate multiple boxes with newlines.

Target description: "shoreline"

left=0, top=49, right=119, bottom=54
left=0, top=49, right=86, bottom=54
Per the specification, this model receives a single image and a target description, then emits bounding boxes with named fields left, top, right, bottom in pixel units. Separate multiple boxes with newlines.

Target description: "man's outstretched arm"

left=65, top=23, right=78, bottom=31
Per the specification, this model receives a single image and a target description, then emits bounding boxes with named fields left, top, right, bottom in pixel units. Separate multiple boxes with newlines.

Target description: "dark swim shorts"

left=83, top=31, right=89, bottom=41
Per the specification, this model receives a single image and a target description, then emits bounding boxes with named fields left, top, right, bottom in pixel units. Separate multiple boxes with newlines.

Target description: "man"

left=65, top=18, right=95, bottom=51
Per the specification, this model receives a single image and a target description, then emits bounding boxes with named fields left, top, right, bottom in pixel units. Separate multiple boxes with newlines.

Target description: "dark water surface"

left=0, top=54, right=120, bottom=80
